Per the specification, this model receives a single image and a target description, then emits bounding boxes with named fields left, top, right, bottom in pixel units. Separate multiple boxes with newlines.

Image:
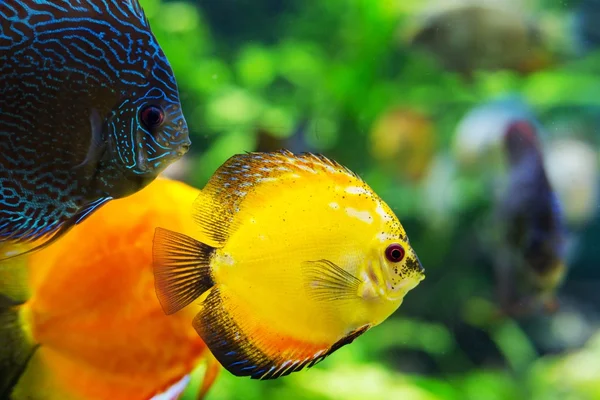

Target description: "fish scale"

left=0, top=0, right=191, bottom=252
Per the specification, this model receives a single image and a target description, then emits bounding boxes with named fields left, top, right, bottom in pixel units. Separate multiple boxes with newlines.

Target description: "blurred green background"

left=140, top=0, right=600, bottom=399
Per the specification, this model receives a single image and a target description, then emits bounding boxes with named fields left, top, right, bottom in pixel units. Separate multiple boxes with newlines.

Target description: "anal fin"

left=193, top=285, right=370, bottom=380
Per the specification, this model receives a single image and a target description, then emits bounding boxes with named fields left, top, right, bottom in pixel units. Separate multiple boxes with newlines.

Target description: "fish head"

left=504, top=120, right=541, bottom=163
left=354, top=199, right=425, bottom=303
left=107, top=85, right=191, bottom=178
left=367, top=238, right=425, bottom=302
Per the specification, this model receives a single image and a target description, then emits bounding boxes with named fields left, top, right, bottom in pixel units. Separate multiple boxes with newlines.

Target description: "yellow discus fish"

left=153, top=150, right=425, bottom=380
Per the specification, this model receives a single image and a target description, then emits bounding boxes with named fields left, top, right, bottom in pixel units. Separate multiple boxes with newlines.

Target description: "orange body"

left=11, top=179, right=218, bottom=400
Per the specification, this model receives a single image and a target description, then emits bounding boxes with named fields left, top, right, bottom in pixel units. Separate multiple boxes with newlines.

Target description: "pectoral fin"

left=193, top=285, right=370, bottom=380
left=301, top=259, right=362, bottom=302
left=74, top=108, right=106, bottom=174
left=0, top=197, right=112, bottom=262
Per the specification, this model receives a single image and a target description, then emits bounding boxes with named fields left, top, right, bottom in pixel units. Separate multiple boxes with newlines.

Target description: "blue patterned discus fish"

left=0, top=0, right=191, bottom=259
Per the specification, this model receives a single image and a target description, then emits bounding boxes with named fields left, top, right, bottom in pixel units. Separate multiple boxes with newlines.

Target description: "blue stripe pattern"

left=0, top=0, right=191, bottom=246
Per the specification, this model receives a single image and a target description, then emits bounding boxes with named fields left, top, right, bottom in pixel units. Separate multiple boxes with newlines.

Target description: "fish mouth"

left=129, top=138, right=191, bottom=176
left=176, top=138, right=191, bottom=156
left=392, top=275, right=422, bottom=295
left=379, top=250, right=425, bottom=301
left=382, top=276, right=422, bottom=302
left=410, top=251, right=425, bottom=275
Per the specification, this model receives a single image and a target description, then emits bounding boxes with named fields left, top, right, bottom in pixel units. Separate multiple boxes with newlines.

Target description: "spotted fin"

left=0, top=197, right=112, bottom=262
left=301, top=259, right=362, bottom=302
left=152, top=228, right=216, bottom=315
left=192, top=150, right=362, bottom=246
left=193, top=285, right=370, bottom=380
left=0, top=302, right=39, bottom=399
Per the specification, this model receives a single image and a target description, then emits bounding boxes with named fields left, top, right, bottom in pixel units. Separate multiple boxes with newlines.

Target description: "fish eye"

left=385, top=243, right=405, bottom=263
left=140, top=105, right=164, bottom=130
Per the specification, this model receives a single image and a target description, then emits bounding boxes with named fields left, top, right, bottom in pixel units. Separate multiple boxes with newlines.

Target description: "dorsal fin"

left=191, top=149, right=362, bottom=247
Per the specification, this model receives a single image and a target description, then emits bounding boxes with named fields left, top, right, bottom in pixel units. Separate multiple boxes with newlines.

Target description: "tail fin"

left=0, top=302, right=37, bottom=399
left=152, top=228, right=216, bottom=315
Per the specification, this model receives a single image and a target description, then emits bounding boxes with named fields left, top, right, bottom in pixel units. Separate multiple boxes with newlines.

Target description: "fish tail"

left=0, top=300, right=38, bottom=398
left=152, top=228, right=216, bottom=315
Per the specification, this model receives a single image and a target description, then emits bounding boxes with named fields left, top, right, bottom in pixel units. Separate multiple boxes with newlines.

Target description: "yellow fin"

left=301, top=259, right=362, bottom=302
left=152, top=228, right=216, bottom=315
left=0, top=303, right=38, bottom=398
left=192, top=150, right=362, bottom=246
left=0, top=245, right=31, bottom=304
left=192, top=284, right=370, bottom=380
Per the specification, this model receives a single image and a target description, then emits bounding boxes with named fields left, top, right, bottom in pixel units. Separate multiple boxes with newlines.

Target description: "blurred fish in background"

left=449, top=96, right=600, bottom=317
left=420, top=96, right=539, bottom=229
left=452, top=95, right=539, bottom=175
left=441, top=92, right=600, bottom=368
left=368, top=108, right=437, bottom=184
left=0, top=0, right=191, bottom=259
left=0, top=179, right=218, bottom=400
left=405, top=0, right=555, bottom=79
left=493, top=121, right=567, bottom=317
left=570, top=0, right=600, bottom=56
left=451, top=96, right=599, bottom=231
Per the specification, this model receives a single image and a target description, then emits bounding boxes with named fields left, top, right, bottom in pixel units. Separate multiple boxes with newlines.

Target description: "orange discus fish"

left=0, top=179, right=219, bottom=400
left=153, top=150, right=425, bottom=380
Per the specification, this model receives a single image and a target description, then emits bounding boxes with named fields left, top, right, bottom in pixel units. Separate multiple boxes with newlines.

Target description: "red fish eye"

left=385, top=243, right=405, bottom=263
left=140, top=105, right=164, bottom=129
